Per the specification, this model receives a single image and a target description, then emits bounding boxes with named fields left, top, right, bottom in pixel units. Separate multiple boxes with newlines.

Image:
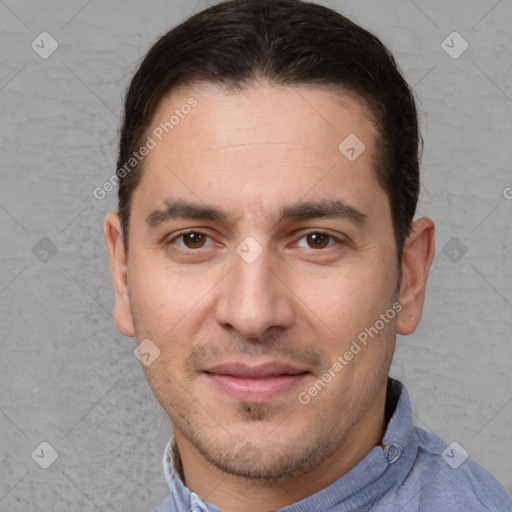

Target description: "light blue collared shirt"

left=154, top=378, right=512, bottom=511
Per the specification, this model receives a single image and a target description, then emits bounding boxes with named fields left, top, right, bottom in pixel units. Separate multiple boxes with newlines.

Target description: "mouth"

left=202, top=362, right=310, bottom=402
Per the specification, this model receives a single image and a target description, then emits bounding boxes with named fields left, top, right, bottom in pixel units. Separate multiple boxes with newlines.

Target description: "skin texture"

left=105, top=83, right=435, bottom=512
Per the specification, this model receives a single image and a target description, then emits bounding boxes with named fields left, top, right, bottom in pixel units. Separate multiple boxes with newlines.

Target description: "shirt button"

left=384, top=442, right=403, bottom=464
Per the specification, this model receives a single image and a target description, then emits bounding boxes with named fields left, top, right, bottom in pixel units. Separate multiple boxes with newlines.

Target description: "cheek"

left=127, top=259, right=217, bottom=364
left=291, top=266, right=397, bottom=367
left=297, top=266, right=390, bottom=324
left=128, top=260, right=184, bottom=336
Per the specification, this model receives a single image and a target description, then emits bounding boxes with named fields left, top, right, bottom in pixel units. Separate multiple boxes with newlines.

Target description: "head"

left=105, top=0, right=434, bottom=506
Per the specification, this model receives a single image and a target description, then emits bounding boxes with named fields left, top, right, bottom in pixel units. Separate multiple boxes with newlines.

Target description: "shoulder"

left=400, top=426, right=512, bottom=511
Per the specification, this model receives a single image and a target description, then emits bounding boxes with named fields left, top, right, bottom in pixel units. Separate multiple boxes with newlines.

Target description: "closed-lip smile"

left=203, top=362, right=310, bottom=402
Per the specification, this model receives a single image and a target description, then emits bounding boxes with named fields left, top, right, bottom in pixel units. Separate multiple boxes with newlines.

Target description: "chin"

left=192, top=427, right=335, bottom=481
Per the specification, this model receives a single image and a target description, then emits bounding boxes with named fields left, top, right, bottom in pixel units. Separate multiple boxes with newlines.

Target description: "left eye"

left=296, top=232, right=338, bottom=250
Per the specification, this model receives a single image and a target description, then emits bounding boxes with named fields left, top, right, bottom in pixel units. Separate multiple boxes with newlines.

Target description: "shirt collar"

left=162, top=378, right=418, bottom=511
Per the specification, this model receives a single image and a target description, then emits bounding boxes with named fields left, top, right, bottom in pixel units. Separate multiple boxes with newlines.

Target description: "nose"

left=214, top=244, right=295, bottom=339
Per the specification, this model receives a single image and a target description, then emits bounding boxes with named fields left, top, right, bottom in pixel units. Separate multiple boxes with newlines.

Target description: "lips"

left=204, top=362, right=308, bottom=378
left=203, top=362, right=310, bottom=402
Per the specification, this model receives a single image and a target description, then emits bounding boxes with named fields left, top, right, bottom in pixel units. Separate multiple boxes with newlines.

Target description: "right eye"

left=168, top=231, right=214, bottom=251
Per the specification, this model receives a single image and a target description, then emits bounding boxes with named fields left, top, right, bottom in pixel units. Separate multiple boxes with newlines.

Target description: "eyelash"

left=167, top=229, right=344, bottom=252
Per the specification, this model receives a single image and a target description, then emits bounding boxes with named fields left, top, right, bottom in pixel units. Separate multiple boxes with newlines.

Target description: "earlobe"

left=104, top=211, right=135, bottom=337
left=396, top=217, right=435, bottom=336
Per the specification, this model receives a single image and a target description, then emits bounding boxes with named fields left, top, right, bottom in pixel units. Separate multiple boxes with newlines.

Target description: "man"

left=104, top=0, right=512, bottom=510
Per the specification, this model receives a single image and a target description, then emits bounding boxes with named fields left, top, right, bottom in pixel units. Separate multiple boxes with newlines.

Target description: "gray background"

left=0, top=0, right=511, bottom=510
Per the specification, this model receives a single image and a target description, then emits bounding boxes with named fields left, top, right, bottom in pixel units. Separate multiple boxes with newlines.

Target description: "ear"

left=104, top=211, right=135, bottom=337
left=396, top=217, right=435, bottom=335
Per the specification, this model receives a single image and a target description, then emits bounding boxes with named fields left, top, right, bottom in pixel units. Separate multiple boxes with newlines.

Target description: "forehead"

left=147, top=82, right=377, bottom=162
left=132, top=83, right=387, bottom=228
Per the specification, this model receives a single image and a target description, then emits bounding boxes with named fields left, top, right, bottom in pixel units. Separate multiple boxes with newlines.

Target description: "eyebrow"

left=279, top=199, right=366, bottom=225
left=146, top=200, right=229, bottom=227
left=145, top=198, right=367, bottom=228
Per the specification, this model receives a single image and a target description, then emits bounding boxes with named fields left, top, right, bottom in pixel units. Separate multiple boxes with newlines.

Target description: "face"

left=106, top=83, right=430, bottom=486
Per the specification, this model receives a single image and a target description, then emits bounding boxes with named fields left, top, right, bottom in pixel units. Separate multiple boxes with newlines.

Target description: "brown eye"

left=181, top=232, right=208, bottom=249
left=306, top=233, right=331, bottom=249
